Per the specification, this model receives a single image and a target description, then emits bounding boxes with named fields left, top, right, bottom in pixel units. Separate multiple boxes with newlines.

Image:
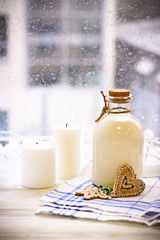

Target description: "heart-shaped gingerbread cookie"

left=111, top=165, right=145, bottom=198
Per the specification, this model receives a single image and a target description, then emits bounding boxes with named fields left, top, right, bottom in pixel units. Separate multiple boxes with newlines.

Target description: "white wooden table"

left=0, top=137, right=160, bottom=240
left=0, top=176, right=160, bottom=240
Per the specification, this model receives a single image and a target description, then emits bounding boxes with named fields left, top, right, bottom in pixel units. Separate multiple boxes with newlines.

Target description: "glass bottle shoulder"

left=101, top=112, right=141, bottom=125
left=94, top=113, right=143, bottom=136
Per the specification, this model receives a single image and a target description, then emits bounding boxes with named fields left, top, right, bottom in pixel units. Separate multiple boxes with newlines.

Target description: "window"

left=27, top=0, right=103, bottom=86
left=0, top=0, right=160, bottom=138
left=0, top=111, right=8, bottom=131
left=0, top=15, right=7, bottom=58
left=116, top=0, right=160, bottom=136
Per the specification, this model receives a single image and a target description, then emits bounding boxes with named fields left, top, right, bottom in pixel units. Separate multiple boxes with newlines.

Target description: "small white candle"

left=55, top=124, right=81, bottom=179
left=21, top=140, right=55, bottom=188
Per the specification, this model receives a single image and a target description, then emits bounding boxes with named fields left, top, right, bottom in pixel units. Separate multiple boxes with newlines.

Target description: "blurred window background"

left=0, top=0, right=160, bottom=137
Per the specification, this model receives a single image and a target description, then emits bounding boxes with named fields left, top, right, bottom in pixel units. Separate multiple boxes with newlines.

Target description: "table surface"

left=0, top=176, right=160, bottom=240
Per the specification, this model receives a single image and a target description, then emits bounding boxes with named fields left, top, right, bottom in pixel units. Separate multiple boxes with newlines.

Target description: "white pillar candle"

left=55, top=124, right=81, bottom=179
left=21, top=140, right=55, bottom=188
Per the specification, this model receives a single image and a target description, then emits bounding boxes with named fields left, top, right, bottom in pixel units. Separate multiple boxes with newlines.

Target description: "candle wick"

left=66, top=123, right=68, bottom=127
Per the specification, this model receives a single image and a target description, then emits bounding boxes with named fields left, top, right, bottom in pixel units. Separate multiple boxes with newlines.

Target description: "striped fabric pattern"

left=36, top=176, right=160, bottom=226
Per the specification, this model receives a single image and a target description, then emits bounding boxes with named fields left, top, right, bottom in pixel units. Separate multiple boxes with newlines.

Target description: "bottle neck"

left=95, top=91, right=132, bottom=122
left=109, top=101, right=131, bottom=114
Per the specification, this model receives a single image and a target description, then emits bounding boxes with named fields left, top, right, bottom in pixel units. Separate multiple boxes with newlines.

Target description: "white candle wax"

left=21, top=141, right=55, bottom=188
left=55, top=125, right=81, bottom=179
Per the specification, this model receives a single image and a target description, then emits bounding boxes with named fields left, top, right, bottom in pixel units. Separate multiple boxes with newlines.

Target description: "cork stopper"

left=109, top=89, right=130, bottom=98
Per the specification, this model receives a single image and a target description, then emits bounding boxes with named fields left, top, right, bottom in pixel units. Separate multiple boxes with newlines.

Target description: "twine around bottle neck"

left=95, top=91, right=131, bottom=122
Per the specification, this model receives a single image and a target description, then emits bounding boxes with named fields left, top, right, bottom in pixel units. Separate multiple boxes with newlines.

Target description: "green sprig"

left=98, top=185, right=113, bottom=195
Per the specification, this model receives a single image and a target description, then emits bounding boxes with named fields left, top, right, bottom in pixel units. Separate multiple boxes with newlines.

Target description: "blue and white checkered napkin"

left=36, top=175, right=160, bottom=226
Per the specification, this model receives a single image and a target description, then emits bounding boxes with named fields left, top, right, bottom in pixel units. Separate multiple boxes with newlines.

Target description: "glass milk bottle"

left=92, top=89, right=144, bottom=187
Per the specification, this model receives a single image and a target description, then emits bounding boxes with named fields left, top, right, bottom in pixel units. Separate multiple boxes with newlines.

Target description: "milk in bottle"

left=92, top=89, right=144, bottom=187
